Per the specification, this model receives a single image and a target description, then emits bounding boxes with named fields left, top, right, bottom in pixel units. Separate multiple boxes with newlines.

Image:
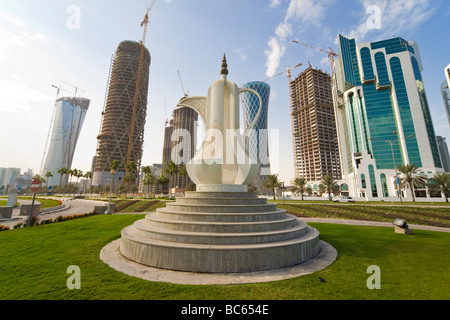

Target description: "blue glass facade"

left=241, top=81, right=271, bottom=190
left=337, top=35, right=441, bottom=171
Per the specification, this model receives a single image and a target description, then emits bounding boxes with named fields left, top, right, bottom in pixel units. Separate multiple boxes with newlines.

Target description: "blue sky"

left=0, top=0, right=449, bottom=184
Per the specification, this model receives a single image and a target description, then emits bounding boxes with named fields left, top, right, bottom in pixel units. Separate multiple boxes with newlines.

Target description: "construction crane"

left=263, top=62, right=303, bottom=83
left=177, top=70, right=190, bottom=98
left=59, top=80, right=85, bottom=97
left=126, top=0, right=156, bottom=170
left=287, top=39, right=338, bottom=74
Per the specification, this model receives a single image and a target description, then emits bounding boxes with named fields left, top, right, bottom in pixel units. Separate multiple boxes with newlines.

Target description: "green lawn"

left=0, top=200, right=8, bottom=207
left=16, top=197, right=62, bottom=209
left=1, top=214, right=449, bottom=300
left=277, top=203, right=450, bottom=228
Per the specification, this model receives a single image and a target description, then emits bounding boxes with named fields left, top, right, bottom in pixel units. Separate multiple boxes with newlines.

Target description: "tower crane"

left=126, top=0, right=156, bottom=171
left=263, top=62, right=303, bottom=83
left=287, top=39, right=338, bottom=74
left=177, top=70, right=190, bottom=98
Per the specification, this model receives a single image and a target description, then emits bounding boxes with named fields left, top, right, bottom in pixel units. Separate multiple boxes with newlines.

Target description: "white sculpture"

left=177, top=55, right=263, bottom=191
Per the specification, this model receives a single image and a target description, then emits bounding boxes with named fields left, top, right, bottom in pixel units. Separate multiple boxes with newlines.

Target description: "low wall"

left=94, top=203, right=115, bottom=215
left=0, top=206, right=13, bottom=219
left=19, top=204, right=42, bottom=217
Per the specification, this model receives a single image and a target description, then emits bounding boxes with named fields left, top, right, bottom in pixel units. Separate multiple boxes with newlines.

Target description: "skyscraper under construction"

left=92, top=40, right=151, bottom=186
left=290, top=66, right=341, bottom=183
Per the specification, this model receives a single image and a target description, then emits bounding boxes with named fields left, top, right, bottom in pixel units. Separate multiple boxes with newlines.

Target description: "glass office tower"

left=332, top=35, right=443, bottom=200
left=241, top=81, right=271, bottom=194
left=41, top=97, right=90, bottom=186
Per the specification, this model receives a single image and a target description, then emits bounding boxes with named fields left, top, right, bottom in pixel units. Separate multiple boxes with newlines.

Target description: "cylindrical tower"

left=240, top=81, right=271, bottom=194
left=41, top=97, right=90, bottom=186
left=93, top=40, right=151, bottom=186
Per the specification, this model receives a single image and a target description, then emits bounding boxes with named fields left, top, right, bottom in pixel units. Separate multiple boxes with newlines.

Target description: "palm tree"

left=165, top=160, right=179, bottom=190
left=156, top=174, right=170, bottom=197
left=263, top=174, right=283, bottom=200
left=68, top=169, right=75, bottom=186
left=397, top=164, right=428, bottom=202
left=74, top=169, right=83, bottom=194
left=141, top=165, right=152, bottom=195
left=57, top=167, right=68, bottom=189
left=431, top=172, right=450, bottom=202
left=83, top=171, right=92, bottom=194
left=291, top=177, right=308, bottom=201
left=142, top=173, right=155, bottom=196
left=319, top=175, right=340, bottom=201
left=125, top=161, right=137, bottom=193
left=44, top=171, right=53, bottom=188
left=124, top=172, right=135, bottom=193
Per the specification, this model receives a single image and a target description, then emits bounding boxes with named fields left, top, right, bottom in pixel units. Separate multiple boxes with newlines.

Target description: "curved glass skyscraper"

left=241, top=81, right=271, bottom=193
left=333, top=35, right=443, bottom=200
left=41, top=97, right=90, bottom=186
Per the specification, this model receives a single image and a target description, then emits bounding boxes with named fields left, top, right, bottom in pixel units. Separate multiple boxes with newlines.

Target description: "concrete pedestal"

left=119, top=190, right=320, bottom=273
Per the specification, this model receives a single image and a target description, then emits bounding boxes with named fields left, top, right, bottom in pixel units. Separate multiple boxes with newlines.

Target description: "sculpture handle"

left=239, top=88, right=263, bottom=136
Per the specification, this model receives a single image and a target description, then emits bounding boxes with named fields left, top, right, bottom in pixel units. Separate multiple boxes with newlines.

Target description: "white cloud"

left=269, top=0, right=281, bottom=8
left=347, top=0, right=436, bottom=42
left=265, top=37, right=285, bottom=78
left=234, top=48, right=248, bottom=62
left=264, top=0, right=334, bottom=77
left=285, top=0, right=335, bottom=25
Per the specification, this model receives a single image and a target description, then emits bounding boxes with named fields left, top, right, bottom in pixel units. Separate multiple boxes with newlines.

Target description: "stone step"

left=131, top=218, right=308, bottom=245
left=165, top=202, right=277, bottom=213
left=176, top=197, right=267, bottom=205
left=155, top=207, right=287, bottom=222
left=184, top=191, right=258, bottom=199
left=145, top=213, right=298, bottom=233
left=120, top=224, right=320, bottom=273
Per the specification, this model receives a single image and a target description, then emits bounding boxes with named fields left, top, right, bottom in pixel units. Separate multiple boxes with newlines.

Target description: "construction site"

left=92, top=5, right=154, bottom=186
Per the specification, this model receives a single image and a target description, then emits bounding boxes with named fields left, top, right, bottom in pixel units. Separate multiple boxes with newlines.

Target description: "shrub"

left=0, top=225, right=10, bottom=232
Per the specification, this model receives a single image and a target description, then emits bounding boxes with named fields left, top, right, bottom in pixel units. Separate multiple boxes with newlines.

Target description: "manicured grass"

left=17, top=197, right=62, bottom=209
left=277, top=203, right=450, bottom=228
left=0, top=214, right=449, bottom=300
left=114, top=199, right=173, bottom=213
left=0, top=200, right=8, bottom=207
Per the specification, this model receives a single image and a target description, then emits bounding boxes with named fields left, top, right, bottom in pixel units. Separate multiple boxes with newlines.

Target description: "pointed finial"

left=220, top=54, right=228, bottom=76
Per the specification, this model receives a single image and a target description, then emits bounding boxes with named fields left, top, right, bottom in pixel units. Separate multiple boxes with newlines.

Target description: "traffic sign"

left=30, top=179, right=41, bottom=193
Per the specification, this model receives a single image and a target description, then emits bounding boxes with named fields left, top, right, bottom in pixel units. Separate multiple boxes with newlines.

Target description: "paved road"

left=0, top=198, right=108, bottom=228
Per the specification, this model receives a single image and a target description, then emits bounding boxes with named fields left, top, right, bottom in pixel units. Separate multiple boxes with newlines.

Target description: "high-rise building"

left=437, top=136, right=450, bottom=173
left=241, top=81, right=271, bottom=194
left=289, top=67, right=341, bottom=183
left=441, top=81, right=450, bottom=126
left=0, top=167, right=21, bottom=191
left=92, top=40, right=151, bottom=186
left=441, top=66, right=450, bottom=126
left=41, top=97, right=90, bottom=186
left=161, top=104, right=198, bottom=191
left=446, top=64, right=450, bottom=88
left=332, top=35, right=443, bottom=199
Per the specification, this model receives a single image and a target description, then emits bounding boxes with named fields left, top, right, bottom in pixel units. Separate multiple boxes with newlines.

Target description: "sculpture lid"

left=220, top=54, right=228, bottom=76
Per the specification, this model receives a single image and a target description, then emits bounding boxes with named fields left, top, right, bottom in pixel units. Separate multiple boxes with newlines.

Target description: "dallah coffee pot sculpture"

left=177, top=55, right=263, bottom=190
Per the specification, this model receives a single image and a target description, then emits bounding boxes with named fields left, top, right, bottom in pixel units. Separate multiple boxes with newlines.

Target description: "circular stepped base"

left=119, top=191, right=320, bottom=273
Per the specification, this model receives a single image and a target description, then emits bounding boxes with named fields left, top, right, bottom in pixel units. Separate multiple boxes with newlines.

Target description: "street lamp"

left=385, top=131, right=403, bottom=203
left=107, top=169, right=116, bottom=215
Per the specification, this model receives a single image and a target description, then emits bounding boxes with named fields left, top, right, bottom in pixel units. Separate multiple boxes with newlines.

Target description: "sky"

left=0, top=0, right=449, bottom=185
